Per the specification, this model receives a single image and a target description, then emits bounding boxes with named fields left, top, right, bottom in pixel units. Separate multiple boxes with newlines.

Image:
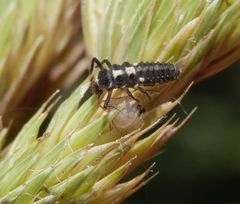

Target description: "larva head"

left=97, top=69, right=112, bottom=89
left=91, top=69, right=112, bottom=95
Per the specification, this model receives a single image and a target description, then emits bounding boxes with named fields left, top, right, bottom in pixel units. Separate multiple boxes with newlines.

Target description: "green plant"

left=0, top=0, right=239, bottom=203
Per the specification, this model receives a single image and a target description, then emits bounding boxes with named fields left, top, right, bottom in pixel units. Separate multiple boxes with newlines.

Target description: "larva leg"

left=122, top=62, right=131, bottom=66
left=137, top=104, right=145, bottom=115
left=101, top=59, right=112, bottom=67
left=103, top=90, right=113, bottom=109
left=126, top=88, right=145, bottom=115
left=90, top=57, right=104, bottom=74
left=138, top=86, right=152, bottom=100
left=125, top=88, right=139, bottom=103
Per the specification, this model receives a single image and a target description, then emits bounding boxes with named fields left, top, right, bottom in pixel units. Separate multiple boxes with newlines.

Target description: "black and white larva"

left=90, top=57, right=180, bottom=111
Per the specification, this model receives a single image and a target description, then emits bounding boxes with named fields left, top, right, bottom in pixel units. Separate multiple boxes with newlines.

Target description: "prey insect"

left=90, top=57, right=180, bottom=112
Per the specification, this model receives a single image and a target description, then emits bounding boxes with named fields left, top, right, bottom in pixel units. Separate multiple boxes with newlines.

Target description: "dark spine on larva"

left=135, top=62, right=180, bottom=85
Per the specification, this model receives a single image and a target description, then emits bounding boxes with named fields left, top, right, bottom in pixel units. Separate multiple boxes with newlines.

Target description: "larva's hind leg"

left=136, top=104, right=145, bottom=115
left=125, top=88, right=139, bottom=103
left=125, top=88, right=145, bottom=115
left=138, top=87, right=152, bottom=100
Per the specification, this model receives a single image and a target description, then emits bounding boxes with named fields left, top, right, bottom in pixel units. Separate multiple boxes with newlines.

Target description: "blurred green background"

left=126, top=61, right=240, bottom=204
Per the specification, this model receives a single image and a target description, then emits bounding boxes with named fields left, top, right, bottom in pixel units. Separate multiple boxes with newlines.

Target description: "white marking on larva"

left=125, top=66, right=136, bottom=75
left=139, top=77, right=145, bottom=82
left=112, top=70, right=124, bottom=78
left=133, top=62, right=138, bottom=66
